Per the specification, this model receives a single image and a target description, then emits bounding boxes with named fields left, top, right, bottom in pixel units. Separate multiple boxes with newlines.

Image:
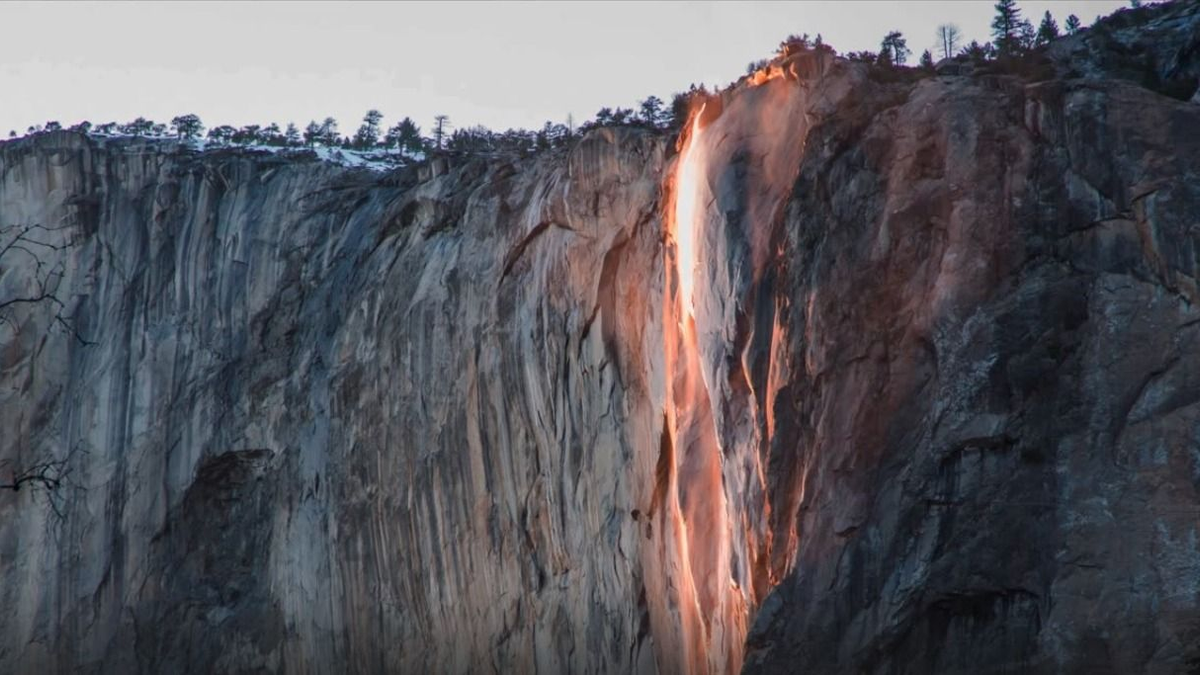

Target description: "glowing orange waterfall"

left=649, top=55, right=827, bottom=671
left=672, top=112, right=705, bottom=321
left=654, top=105, right=750, bottom=674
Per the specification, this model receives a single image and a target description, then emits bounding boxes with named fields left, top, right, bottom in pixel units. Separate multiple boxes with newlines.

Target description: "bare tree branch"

left=0, top=221, right=93, bottom=345
left=0, top=446, right=87, bottom=521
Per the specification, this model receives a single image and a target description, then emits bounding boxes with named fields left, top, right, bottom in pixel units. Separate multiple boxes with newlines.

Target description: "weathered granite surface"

left=0, top=128, right=673, bottom=674
left=1, top=2, right=1198, bottom=673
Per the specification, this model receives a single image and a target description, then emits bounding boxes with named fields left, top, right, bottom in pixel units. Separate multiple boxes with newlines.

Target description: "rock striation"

left=2, top=2, right=1199, bottom=673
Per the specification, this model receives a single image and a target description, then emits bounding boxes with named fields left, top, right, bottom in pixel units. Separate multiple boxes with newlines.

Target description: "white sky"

left=2, top=1, right=1130, bottom=137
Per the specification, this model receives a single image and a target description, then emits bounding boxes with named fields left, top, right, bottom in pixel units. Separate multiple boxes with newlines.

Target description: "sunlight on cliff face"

left=746, top=63, right=787, bottom=87
left=672, top=110, right=705, bottom=321
left=652, top=62, right=826, bottom=671
left=655, top=102, right=750, bottom=675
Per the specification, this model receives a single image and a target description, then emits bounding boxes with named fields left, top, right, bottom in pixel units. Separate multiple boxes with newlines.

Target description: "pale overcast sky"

left=2, top=1, right=1129, bottom=137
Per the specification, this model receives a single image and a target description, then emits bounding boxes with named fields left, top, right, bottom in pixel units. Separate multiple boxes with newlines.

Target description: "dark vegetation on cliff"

left=9, top=2, right=1192, bottom=166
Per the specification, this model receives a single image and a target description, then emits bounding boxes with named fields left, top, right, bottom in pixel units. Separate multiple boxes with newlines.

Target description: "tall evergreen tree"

left=1064, top=14, right=1082, bottom=34
left=233, top=124, right=262, bottom=145
left=318, top=117, right=339, bottom=146
left=432, top=115, right=451, bottom=150
left=638, top=96, right=666, bottom=128
left=284, top=123, right=301, bottom=146
left=353, top=109, right=383, bottom=149
left=303, top=121, right=321, bottom=147
left=170, top=114, right=203, bottom=140
left=991, top=0, right=1024, bottom=56
left=1036, top=11, right=1060, bottom=46
left=919, top=49, right=935, bottom=71
left=385, top=117, right=423, bottom=154
left=123, top=117, right=154, bottom=136
left=207, top=125, right=236, bottom=145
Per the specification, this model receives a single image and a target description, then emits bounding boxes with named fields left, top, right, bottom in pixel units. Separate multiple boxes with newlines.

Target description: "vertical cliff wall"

left=0, top=128, right=678, bottom=674
left=2, top=3, right=1200, bottom=673
left=742, top=4, right=1200, bottom=672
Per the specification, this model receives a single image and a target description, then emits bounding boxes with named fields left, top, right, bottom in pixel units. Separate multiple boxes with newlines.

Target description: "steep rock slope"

left=0, top=131, right=671, bottom=673
left=746, top=3, right=1200, bottom=672
left=1, top=3, right=1199, bottom=673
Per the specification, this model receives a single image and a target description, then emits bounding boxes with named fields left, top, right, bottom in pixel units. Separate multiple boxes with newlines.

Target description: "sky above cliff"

left=4, top=0, right=1131, bottom=138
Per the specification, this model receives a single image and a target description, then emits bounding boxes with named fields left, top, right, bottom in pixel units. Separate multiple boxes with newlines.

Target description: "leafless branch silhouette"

left=0, top=221, right=93, bottom=345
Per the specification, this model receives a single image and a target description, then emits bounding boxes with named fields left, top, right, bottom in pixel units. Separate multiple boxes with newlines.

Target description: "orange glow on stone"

left=672, top=108, right=706, bottom=320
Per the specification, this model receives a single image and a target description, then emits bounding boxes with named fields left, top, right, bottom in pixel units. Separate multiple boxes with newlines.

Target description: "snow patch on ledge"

left=73, top=132, right=420, bottom=173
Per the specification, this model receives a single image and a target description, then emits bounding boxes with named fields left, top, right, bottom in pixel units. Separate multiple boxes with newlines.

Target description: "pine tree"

left=261, top=123, right=283, bottom=146
left=353, top=109, right=383, bottom=149
left=385, top=117, right=423, bottom=154
left=919, top=50, right=935, bottom=71
left=123, top=117, right=154, bottom=136
left=536, top=122, right=552, bottom=150
left=594, top=107, right=614, bottom=126
left=170, top=114, right=203, bottom=140
left=1036, top=11, right=1059, bottom=46
left=233, top=124, right=262, bottom=145
left=638, top=96, right=665, bottom=128
left=879, top=30, right=910, bottom=65
left=1065, top=14, right=1082, bottom=34
left=432, top=115, right=451, bottom=150
left=285, top=123, right=301, bottom=146
left=303, top=121, right=321, bottom=147
left=961, top=40, right=992, bottom=62
left=991, top=0, right=1024, bottom=56
left=318, top=117, right=339, bottom=146
left=1017, top=17, right=1037, bottom=51
left=207, top=125, right=236, bottom=145
left=778, top=34, right=811, bottom=58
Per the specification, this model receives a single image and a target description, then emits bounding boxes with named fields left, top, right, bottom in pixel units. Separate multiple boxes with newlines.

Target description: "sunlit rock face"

left=2, top=3, right=1199, bottom=673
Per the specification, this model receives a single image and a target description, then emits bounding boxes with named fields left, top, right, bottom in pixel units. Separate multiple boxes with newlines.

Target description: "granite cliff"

left=2, top=2, right=1199, bottom=673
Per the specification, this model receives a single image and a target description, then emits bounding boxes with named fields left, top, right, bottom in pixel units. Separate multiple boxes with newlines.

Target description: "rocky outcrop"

left=1, top=2, right=1199, bottom=673
left=0, top=128, right=673, bottom=674
left=1049, top=0, right=1200, bottom=102
left=744, top=3, right=1200, bottom=672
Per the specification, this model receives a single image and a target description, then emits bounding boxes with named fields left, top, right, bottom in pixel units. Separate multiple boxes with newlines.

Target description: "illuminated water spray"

left=654, top=103, right=751, bottom=674
left=651, top=54, right=824, bottom=671
left=673, top=109, right=706, bottom=320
